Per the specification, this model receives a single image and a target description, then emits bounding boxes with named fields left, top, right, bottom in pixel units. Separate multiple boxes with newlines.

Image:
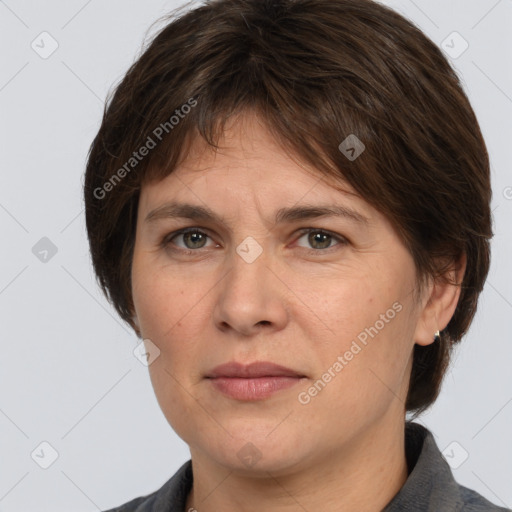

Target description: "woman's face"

left=131, top=113, right=438, bottom=475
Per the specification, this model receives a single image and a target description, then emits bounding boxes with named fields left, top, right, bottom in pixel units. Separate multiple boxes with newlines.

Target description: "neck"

left=185, top=415, right=409, bottom=512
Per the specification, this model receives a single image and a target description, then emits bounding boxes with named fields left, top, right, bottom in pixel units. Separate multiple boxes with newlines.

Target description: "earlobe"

left=414, top=254, right=466, bottom=347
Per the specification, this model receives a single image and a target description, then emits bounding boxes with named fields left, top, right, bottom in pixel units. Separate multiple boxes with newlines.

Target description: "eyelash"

left=160, top=227, right=348, bottom=256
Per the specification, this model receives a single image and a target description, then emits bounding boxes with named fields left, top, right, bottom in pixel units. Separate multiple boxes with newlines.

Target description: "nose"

left=212, top=243, right=289, bottom=337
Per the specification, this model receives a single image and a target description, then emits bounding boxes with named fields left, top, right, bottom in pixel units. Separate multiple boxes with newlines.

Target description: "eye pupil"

left=309, top=231, right=331, bottom=249
left=184, top=231, right=206, bottom=249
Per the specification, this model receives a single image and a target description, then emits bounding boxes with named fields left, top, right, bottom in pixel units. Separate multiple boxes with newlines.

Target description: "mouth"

left=205, top=361, right=307, bottom=401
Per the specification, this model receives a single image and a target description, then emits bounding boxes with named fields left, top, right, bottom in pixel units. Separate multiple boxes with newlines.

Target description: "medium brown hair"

left=84, top=0, right=492, bottom=414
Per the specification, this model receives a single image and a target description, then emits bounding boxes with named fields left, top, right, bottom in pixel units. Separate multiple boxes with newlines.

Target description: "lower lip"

left=208, top=376, right=303, bottom=400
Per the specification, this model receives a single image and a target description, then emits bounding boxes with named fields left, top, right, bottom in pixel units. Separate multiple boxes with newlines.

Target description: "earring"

left=434, top=330, right=441, bottom=342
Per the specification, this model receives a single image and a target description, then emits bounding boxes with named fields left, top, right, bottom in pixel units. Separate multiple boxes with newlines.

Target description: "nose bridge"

left=212, top=233, right=288, bottom=335
left=227, top=234, right=272, bottom=296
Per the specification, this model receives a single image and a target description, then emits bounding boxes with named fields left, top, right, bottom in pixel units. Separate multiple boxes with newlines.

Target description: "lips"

left=206, top=361, right=305, bottom=379
left=205, top=361, right=306, bottom=401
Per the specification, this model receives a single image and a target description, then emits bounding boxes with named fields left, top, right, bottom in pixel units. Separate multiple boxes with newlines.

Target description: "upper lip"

left=206, top=361, right=305, bottom=379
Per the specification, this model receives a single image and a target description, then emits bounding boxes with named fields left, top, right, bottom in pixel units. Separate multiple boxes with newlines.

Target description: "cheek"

left=145, top=359, right=204, bottom=445
left=132, top=259, right=206, bottom=340
left=132, top=266, right=211, bottom=439
left=301, top=272, right=398, bottom=347
left=307, top=263, right=417, bottom=388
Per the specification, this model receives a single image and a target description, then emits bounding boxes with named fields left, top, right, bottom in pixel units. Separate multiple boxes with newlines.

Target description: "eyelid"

left=161, top=226, right=348, bottom=253
left=161, top=227, right=218, bottom=250
left=293, top=228, right=348, bottom=251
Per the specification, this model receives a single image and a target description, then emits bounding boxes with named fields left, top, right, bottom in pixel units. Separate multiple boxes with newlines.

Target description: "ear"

left=413, top=253, right=467, bottom=346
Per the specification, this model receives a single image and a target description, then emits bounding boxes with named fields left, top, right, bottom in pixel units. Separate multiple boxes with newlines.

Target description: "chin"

left=197, top=429, right=314, bottom=476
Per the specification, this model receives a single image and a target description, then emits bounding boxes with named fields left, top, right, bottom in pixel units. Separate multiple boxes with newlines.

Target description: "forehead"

left=141, top=111, right=362, bottom=202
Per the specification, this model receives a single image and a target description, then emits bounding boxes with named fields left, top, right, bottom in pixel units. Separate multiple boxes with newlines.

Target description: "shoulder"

left=458, top=484, right=511, bottom=511
left=102, top=494, right=154, bottom=512
left=385, top=422, right=510, bottom=512
left=101, top=460, right=193, bottom=512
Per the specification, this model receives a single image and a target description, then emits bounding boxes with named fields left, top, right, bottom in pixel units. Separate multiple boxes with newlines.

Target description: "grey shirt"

left=104, top=422, right=510, bottom=511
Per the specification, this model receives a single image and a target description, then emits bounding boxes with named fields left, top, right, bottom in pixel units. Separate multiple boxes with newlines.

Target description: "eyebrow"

left=145, top=201, right=370, bottom=227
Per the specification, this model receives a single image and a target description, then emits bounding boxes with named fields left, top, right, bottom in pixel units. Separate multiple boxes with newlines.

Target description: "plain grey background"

left=0, top=1, right=511, bottom=510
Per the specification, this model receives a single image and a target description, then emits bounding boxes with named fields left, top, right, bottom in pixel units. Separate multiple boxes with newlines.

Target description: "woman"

left=84, top=0, right=508, bottom=510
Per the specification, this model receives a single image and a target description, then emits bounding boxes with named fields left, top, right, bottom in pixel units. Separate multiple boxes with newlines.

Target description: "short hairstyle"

left=84, top=0, right=492, bottom=414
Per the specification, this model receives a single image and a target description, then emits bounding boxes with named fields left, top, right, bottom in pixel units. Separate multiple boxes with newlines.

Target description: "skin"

left=131, top=111, right=464, bottom=512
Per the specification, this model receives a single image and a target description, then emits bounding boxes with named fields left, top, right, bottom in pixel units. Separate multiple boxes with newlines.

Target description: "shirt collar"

left=383, top=421, right=464, bottom=511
